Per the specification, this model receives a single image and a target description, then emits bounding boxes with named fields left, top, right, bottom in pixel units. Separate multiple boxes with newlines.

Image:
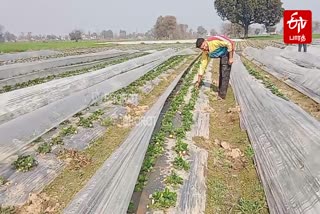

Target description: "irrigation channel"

left=0, top=47, right=203, bottom=213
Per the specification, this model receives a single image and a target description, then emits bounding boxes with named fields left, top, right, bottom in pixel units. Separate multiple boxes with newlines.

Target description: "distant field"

left=0, top=40, right=113, bottom=53
left=248, top=34, right=320, bottom=40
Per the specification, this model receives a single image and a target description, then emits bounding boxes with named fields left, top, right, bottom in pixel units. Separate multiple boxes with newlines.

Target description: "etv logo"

left=283, top=10, right=312, bottom=44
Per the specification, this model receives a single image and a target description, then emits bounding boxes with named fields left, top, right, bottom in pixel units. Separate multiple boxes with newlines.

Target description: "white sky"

left=0, top=0, right=319, bottom=35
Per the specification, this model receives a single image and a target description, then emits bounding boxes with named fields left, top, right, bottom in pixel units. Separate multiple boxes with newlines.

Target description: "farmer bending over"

left=195, top=35, right=235, bottom=99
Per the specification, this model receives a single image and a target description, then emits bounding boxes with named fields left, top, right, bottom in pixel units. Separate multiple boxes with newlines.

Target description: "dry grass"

left=241, top=56, right=320, bottom=120
left=194, top=59, right=268, bottom=214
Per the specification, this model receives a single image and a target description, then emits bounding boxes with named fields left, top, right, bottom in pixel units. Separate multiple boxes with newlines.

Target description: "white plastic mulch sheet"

left=0, top=50, right=61, bottom=62
left=0, top=49, right=127, bottom=80
left=230, top=55, right=320, bottom=214
left=63, top=65, right=187, bottom=214
left=244, top=46, right=320, bottom=103
left=0, top=49, right=176, bottom=163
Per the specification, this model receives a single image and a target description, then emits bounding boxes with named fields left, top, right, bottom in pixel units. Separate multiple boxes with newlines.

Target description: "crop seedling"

left=60, top=125, right=77, bottom=136
left=151, top=187, right=177, bottom=209
left=0, top=176, right=7, bottom=185
left=50, top=136, right=63, bottom=145
left=165, top=171, right=183, bottom=187
left=244, top=62, right=288, bottom=100
left=13, top=155, right=38, bottom=172
left=127, top=201, right=135, bottom=213
left=37, top=143, right=52, bottom=154
left=174, top=139, right=189, bottom=155
left=173, top=156, right=190, bottom=171
left=78, top=117, right=94, bottom=128
left=134, top=59, right=200, bottom=191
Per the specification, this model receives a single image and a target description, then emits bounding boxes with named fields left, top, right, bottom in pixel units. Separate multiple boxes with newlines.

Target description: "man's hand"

left=228, top=58, right=234, bottom=65
left=195, top=81, right=200, bottom=89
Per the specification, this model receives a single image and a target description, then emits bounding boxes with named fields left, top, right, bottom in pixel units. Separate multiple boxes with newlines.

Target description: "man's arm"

left=196, top=51, right=208, bottom=87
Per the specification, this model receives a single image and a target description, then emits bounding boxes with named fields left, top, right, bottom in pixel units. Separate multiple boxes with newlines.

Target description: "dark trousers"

left=298, top=44, right=307, bottom=52
left=218, top=54, right=232, bottom=99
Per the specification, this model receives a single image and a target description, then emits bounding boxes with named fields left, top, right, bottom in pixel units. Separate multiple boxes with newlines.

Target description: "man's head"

left=196, top=38, right=209, bottom=51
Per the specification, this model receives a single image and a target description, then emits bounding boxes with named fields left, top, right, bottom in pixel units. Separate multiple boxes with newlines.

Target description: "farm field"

left=0, top=38, right=320, bottom=214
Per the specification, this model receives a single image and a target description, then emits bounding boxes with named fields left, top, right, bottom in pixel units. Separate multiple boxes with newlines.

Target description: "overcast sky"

left=1, top=0, right=319, bottom=35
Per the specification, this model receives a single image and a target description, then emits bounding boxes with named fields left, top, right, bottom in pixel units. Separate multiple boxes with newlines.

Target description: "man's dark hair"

left=196, top=38, right=205, bottom=48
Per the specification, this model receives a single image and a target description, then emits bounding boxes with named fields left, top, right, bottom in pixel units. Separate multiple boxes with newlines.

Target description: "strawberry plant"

left=13, top=155, right=38, bottom=172
left=51, top=136, right=63, bottom=145
left=151, top=187, right=177, bottom=209
left=165, top=171, right=183, bottom=187
left=60, top=125, right=77, bottom=136
left=37, top=143, right=52, bottom=154
left=173, top=156, right=190, bottom=171
left=174, top=139, right=189, bottom=155
left=0, top=176, right=7, bottom=185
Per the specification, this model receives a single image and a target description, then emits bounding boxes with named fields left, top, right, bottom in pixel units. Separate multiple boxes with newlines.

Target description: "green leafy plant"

left=0, top=176, right=7, bottom=185
left=51, top=136, right=63, bottom=145
left=78, top=117, right=94, bottom=128
left=244, top=63, right=288, bottom=100
left=245, top=145, right=255, bottom=159
left=37, top=143, right=52, bottom=154
left=174, top=139, right=189, bottom=155
left=13, top=155, right=38, bottom=172
left=151, top=187, right=177, bottom=209
left=60, top=125, right=77, bottom=136
left=173, top=156, right=190, bottom=171
left=236, top=198, right=264, bottom=213
left=101, top=117, right=113, bottom=127
left=165, top=171, right=183, bottom=187
left=127, top=201, right=135, bottom=213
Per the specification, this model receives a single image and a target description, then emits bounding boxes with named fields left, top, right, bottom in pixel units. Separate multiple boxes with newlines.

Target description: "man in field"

left=195, top=35, right=235, bottom=99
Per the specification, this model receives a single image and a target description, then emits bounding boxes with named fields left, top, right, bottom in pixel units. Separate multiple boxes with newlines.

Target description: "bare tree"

left=101, top=30, right=113, bottom=40
left=4, top=32, right=17, bottom=42
left=153, top=16, right=178, bottom=39
left=119, top=30, right=127, bottom=39
left=0, top=25, right=5, bottom=42
left=220, top=22, right=243, bottom=38
left=69, top=30, right=83, bottom=42
left=210, top=28, right=218, bottom=36
left=197, top=26, right=208, bottom=37
left=313, top=21, right=320, bottom=33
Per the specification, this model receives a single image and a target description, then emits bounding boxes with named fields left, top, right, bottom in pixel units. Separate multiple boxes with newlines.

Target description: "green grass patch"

left=236, top=198, right=265, bottom=213
left=0, top=40, right=113, bottom=53
left=245, top=145, right=255, bottom=160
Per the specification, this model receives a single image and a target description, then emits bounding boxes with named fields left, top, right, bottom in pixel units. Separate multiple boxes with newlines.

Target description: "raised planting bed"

left=230, top=54, right=320, bottom=213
